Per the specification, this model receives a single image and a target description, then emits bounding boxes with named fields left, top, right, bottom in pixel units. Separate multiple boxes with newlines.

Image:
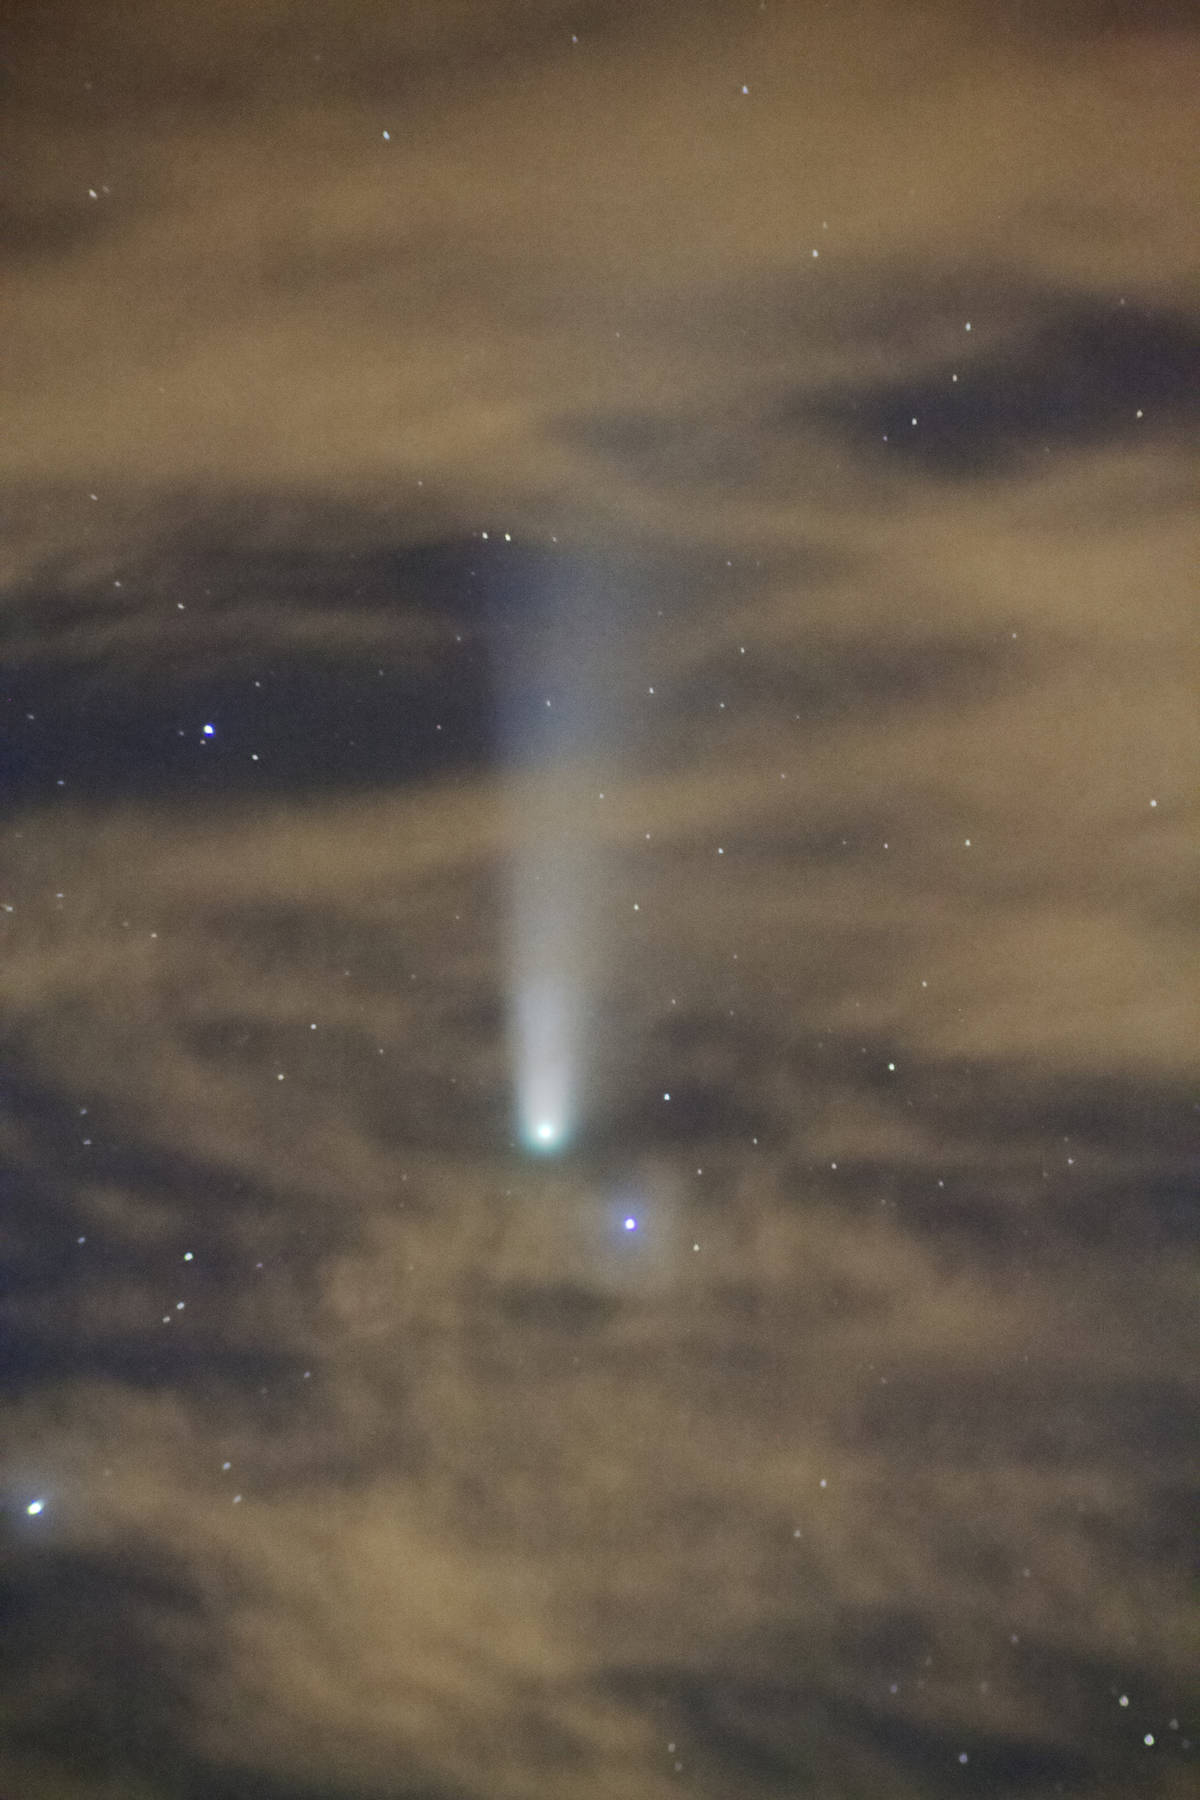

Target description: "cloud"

left=1, top=3, right=1197, bottom=1797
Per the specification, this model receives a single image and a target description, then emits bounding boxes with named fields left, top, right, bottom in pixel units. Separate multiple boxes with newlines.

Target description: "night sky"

left=1, top=4, right=1197, bottom=1798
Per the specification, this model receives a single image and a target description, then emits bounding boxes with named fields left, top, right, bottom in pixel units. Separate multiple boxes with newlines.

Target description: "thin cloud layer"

left=1, top=3, right=1196, bottom=1798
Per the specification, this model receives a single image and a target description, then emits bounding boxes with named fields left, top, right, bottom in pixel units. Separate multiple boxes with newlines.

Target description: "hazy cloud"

left=1, top=3, right=1196, bottom=1797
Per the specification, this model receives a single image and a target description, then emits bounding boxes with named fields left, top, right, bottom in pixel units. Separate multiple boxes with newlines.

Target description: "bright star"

left=26, top=1499, right=44, bottom=1516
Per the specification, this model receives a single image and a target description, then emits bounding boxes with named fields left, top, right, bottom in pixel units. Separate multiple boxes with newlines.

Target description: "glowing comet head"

left=523, top=1109, right=568, bottom=1155
left=515, top=981, right=576, bottom=1153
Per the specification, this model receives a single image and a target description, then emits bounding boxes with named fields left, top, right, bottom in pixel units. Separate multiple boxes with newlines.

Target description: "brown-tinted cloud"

left=1, top=4, right=1196, bottom=1798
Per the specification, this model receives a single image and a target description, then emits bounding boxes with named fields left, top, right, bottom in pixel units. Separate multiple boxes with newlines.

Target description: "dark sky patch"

left=568, top=280, right=1199, bottom=494
left=0, top=528, right=519, bottom=810
left=0, top=651, right=494, bottom=811
left=805, top=297, right=1200, bottom=477
left=0, top=1542, right=214, bottom=1782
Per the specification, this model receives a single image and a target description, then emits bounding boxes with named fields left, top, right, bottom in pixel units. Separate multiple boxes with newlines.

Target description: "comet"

left=514, top=978, right=575, bottom=1152
left=492, top=549, right=632, bottom=1156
